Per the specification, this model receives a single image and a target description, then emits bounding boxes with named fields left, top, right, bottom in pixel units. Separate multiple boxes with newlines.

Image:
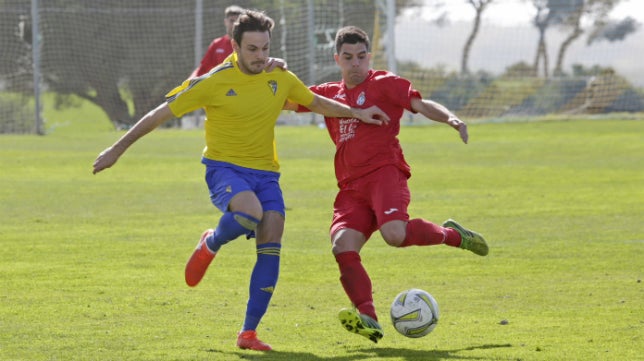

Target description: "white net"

left=395, top=0, right=644, bottom=121
left=1, top=0, right=642, bottom=133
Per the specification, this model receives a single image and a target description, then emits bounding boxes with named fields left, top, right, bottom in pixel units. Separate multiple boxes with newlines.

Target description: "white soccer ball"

left=390, top=288, right=439, bottom=338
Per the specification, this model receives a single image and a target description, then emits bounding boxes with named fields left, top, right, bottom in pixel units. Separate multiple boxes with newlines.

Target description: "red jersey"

left=309, top=70, right=421, bottom=188
left=191, top=34, right=233, bottom=78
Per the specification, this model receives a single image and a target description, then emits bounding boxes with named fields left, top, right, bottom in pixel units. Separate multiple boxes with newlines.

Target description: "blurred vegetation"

left=399, top=60, right=644, bottom=119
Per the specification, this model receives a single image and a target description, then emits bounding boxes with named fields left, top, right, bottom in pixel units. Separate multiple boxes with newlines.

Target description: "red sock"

left=335, top=251, right=377, bottom=321
left=401, top=218, right=462, bottom=247
left=444, top=227, right=462, bottom=247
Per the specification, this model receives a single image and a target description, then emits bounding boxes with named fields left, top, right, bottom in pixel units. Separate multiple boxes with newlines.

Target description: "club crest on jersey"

left=357, top=91, right=366, bottom=105
left=267, top=80, right=278, bottom=95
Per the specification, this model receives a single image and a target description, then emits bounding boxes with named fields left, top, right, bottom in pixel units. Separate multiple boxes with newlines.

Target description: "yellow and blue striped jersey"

left=166, top=53, right=315, bottom=172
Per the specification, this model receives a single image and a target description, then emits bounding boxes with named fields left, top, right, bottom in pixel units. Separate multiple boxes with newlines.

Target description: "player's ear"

left=334, top=53, right=340, bottom=65
left=232, top=40, right=240, bottom=53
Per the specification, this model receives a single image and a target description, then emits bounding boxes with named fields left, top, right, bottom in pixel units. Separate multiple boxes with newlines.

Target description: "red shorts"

left=330, top=165, right=410, bottom=240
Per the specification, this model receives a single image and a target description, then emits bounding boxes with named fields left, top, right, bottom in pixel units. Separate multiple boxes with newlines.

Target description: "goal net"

left=1, top=0, right=642, bottom=133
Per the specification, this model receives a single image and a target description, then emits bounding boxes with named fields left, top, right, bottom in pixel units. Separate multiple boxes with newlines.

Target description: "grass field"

left=1, top=109, right=642, bottom=360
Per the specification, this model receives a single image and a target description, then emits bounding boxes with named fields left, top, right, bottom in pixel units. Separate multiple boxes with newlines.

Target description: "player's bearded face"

left=235, top=31, right=271, bottom=75
left=335, top=43, right=371, bottom=88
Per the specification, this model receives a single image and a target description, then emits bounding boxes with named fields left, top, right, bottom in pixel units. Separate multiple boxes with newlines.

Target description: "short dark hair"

left=225, top=5, right=244, bottom=18
left=232, top=10, right=274, bottom=46
left=335, top=26, right=370, bottom=54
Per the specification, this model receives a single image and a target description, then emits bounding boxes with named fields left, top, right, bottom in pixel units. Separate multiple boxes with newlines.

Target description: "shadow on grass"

left=358, top=344, right=514, bottom=360
left=207, top=343, right=513, bottom=360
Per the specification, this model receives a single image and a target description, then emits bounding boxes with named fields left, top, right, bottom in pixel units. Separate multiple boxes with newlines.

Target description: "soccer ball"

left=390, top=288, right=439, bottom=338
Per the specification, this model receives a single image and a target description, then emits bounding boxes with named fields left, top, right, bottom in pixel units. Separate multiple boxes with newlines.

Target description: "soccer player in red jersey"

left=189, top=5, right=243, bottom=78
left=286, top=26, right=489, bottom=343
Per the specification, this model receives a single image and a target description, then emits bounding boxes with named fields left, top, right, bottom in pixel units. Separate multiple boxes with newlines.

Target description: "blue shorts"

left=202, top=158, right=285, bottom=216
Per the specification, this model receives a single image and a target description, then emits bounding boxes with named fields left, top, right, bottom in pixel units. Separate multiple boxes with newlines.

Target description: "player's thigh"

left=254, top=172, right=285, bottom=216
left=331, top=189, right=377, bottom=241
left=206, top=165, right=265, bottom=219
left=371, top=166, right=411, bottom=227
left=229, top=190, right=263, bottom=220
left=255, top=210, right=284, bottom=245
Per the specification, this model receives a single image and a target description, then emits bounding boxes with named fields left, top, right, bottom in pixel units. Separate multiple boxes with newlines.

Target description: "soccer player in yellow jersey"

left=92, top=10, right=389, bottom=352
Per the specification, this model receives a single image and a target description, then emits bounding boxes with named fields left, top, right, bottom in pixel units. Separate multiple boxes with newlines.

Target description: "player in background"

left=285, top=26, right=489, bottom=343
left=185, top=6, right=286, bottom=129
left=190, top=5, right=243, bottom=78
left=93, top=14, right=389, bottom=351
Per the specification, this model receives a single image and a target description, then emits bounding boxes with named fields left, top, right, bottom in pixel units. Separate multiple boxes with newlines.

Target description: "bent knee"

left=380, top=228, right=406, bottom=247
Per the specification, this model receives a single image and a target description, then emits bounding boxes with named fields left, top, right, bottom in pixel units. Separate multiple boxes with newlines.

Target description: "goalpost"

left=30, top=0, right=43, bottom=135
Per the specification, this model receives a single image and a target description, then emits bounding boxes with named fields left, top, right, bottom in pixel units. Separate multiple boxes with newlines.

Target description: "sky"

left=395, top=0, right=644, bottom=86
left=409, top=0, right=644, bottom=27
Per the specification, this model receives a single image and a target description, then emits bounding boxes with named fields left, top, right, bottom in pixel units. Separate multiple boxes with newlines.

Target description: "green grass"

left=0, top=115, right=642, bottom=360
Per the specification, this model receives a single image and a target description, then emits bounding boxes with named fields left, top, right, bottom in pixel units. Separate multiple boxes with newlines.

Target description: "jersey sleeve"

left=166, top=56, right=235, bottom=117
left=293, top=85, right=324, bottom=112
left=295, top=84, right=336, bottom=112
left=164, top=78, right=210, bottom=117
left=286, top=72, right=315, bottom=107
left=380, top=74, right=422, bottom=113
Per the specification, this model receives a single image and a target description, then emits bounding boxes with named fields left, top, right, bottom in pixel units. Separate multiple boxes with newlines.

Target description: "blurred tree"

left=407, top=0, right=494, bottom=75
left=550, top=0, right=584, bottom=76
left=587, top=16, right=639, bottom=44
left=529, top=0, right=638, bottom=78
left=532, top=0, right=551, bottom=77
left=0, top=0, right=418, bottom=129
left=461, top=0, right=494, bottom=74
left=36, top=0, right=196, bottom=128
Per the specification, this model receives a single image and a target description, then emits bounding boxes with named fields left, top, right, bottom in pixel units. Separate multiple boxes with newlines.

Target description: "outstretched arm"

left=411, top=97, right=468, bottom=144
left=305, top=94, right=390, bottom=125
left=93, top=103, right=175, bottom=174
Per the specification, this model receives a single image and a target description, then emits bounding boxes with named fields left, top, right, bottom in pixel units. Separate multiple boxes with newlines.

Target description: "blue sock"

left=242, top=243, right=281, bottom=331
left=206, top=212, right=259, bottom=253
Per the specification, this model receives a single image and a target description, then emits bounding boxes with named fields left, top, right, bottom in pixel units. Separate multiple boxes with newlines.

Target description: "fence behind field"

left=1, top=0, right=642, bottom=134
